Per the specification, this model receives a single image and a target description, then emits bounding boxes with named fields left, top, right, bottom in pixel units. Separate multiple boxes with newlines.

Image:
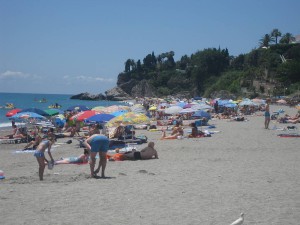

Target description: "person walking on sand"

left=84, top=134, right=109, bottom=178
left=264, top=98, right=271, bottom=129
left=33, top=135, right=55, bottom=181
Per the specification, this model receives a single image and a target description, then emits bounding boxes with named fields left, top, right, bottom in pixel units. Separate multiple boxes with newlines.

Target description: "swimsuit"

left=134, top=151, right=142, bottom=160
left=264, top=112, right=270, bottom=117
left=41, top=140, right=50, bottom=147
left=34, top=151, right=45, bottom=158
left=68, top=157, right=84, bottom=164
left=90, top=135, right=109, bottom=153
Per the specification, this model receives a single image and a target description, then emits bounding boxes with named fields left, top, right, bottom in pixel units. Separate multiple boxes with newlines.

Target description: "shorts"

left=90, top=135, right=109, bottom=153
left=34, top=151, right=45, bottom=158
left=134, top=151, right=142, bottom=160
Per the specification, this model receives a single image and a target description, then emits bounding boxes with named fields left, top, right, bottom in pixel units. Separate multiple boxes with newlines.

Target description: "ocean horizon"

left=0, top=92, right=126, bottom=128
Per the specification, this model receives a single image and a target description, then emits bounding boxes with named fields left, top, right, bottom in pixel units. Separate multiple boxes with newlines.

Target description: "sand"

left=0, top=105, right=299, bottom=225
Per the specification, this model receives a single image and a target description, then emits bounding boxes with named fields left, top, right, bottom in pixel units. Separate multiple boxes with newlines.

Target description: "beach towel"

left=0, top=138, right=22, bottom=144
left=13, top=145, right=59, bottom=154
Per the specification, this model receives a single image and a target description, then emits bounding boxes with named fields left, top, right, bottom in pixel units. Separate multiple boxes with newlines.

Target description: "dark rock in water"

left=70, top=92, right=106, bottom=101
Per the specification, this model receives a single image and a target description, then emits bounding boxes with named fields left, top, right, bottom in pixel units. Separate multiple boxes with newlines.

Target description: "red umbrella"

left=70, top=110, right=98, bottom=122
left=6, top=108, right=22, bottom=117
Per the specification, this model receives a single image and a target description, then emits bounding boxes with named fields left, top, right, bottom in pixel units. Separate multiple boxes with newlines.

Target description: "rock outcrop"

left=105, top=87, right=131, bottom=101
left=70, top=92, right=106, bottom=101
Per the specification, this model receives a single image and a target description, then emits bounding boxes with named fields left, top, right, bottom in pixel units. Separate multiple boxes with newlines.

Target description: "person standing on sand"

left=264, top=98, right=271, bottom=129
left=84, top=134, right=109, bottom=178
left=33, top=135, right=55, bottom=181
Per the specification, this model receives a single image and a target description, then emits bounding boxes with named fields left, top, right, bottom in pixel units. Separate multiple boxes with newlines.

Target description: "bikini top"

left=41, top=140, right=50, bottom=148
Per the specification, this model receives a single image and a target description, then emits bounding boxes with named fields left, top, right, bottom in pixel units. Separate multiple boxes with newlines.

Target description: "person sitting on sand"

left=188, top=122, right=199, bottom=138
left=33, top=134, right=55, bottom=181
left=121, top=142, right=158, bottom=160
left=161, top=127, right=184, bottom=140
left=0, top=124, right=18, bottom=139
left=54, top=149, right=89, bottom=164
left=55, top=125, right=79, bottom=138
left=170, top=122, right=183, bottom=135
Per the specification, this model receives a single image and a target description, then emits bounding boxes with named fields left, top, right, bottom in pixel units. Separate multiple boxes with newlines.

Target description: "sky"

left=1, top=0, right=299, bottom=95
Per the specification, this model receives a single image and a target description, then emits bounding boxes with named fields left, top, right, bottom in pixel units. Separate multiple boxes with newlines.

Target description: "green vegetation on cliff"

left=119, top=29, right=300, bottom=98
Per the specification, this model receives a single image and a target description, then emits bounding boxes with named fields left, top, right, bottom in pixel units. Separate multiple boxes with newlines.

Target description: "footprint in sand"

left=119, top=172, right=127, bottom=176
left=138, top=170, right=148, bottom=174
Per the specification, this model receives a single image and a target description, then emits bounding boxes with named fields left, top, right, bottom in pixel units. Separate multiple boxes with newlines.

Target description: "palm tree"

left=279, top=33, right=295, bottom=44
left=260, top=34, right=273, bottom=48
left=271, top=28, right=282, bottom=44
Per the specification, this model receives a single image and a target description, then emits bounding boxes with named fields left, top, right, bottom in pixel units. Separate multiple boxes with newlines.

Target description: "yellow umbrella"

left=106, top=112, right=150, bottom=127
left=149, top=106, right=157, bottom=111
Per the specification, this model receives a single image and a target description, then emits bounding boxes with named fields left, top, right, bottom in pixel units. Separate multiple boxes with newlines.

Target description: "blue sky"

left=1, top=0, right=299, bottom=95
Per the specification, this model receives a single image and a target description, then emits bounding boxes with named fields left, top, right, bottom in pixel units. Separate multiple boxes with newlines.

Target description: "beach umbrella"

left=84, top=114, right=115, bottom=124
left=149, top=105, right=157, bottom=111
left=106, top=112, right=150, bottom=127
left=92, top=106, right=106, bottom=112
left=44, top=108, right=63, bottom=116
left=183, top=103, right=196, bottom=109
left=110, top=110, right=128, bottom=117
left=179, top=108, right=197, bottom=114
left=191, top=104, right=213, bottom=110
left=6, top=108, right=22, bottom=117
left=19, top=108, right=49, bottom=116
left=70, top=110, right=98, bottom=122
left=164, top=106, right=183, bottom=115
left=53, top=114, right=66, bottom=127
left=224, top=103, right=237, bottom=108
left=191, top=110, right=211, bottom=120
left=66, top=105, right=90, bottom=112
left=239, top=100, right=256, bottom=106
left=252, top=98, right=265, bottom=105
left=10, top=112, right=46, bottom=121
left=176, top=102, right=186, bottom=108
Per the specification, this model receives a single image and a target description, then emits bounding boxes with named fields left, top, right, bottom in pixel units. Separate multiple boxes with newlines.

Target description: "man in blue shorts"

left=84, top=134, right=109, bottom=178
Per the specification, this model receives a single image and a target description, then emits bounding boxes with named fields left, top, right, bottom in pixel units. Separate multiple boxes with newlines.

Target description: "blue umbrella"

left=10, top=112, right=46, bottom=121
left=66, top=105, right=90, bottom=112
left=191, top=110, right=211, bottom=119
left=19, top=108, right=49, bottom=116
left=111, top=110, right=128, bottom=117
left=84, top=114, right=115, bottom=124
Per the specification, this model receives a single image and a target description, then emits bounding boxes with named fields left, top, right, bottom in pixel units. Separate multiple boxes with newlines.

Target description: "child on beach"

left=33, top=135, right=55, bottom=181
left=54, top=149, right=89, bottom=164
left=264, top=98, right=271, bottom=129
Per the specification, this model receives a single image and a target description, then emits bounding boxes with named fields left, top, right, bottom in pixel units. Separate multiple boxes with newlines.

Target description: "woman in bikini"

left=33, top=135, right=55, bottom=181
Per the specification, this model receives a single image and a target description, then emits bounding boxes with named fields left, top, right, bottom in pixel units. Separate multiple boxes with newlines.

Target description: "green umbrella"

left=44, top=109, right=61, bottom=116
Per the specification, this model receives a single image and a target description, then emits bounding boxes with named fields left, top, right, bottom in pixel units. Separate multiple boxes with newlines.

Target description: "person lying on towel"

left=54, top=149, right=89, bottom=164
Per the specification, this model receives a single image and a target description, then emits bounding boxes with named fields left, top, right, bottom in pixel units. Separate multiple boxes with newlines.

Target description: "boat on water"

left=48, top=103, right=62, bottom=109
left=3, top=103, right=15, bottom=109
left=39, top=98, right=47, bottom=103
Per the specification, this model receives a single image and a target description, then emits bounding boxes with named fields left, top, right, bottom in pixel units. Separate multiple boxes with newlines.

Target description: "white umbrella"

left=164, top=106, right=183, bottom=115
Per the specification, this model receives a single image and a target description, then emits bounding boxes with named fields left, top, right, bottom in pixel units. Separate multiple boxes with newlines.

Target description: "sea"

left=0, top=92, right=127, bottom=128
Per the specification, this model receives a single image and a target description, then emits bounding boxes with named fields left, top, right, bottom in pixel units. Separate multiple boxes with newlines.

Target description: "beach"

left=0, top=105, right=299, bottom=225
